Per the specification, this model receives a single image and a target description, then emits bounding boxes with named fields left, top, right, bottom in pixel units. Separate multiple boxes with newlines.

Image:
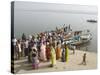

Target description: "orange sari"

left=56, top=47, right=61, bottom=60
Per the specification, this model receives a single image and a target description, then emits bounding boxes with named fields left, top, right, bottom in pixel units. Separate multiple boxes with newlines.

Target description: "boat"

left=87, top=19, right=97, bottom=23
left=80, top=33, right=92, bottom=43
left=64, top=31, right=92, bottom=49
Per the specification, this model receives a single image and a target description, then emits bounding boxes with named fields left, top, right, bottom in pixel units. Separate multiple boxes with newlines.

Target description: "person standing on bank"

left=40, top=42, right=47, bottom=61
left=50, top=44, right=56, bottom=67
left=21, top=40, right=25, bottom=57
left=12, top=37, right=17, bottom=59
left=17, top=39, right=22, bottom=59
left=28, top=39, right=34, bottom=63
left=82, top=53, right=87, bottom=65
left=61, top=43, right=66, bottom=62
left=24, top=39, right=29, bottom=57
left=31, top=48, right=39, bottom=69
left=56, top=42, right=61, bottom=60
left=65, top=43, right=69, bottom=63
left=22, top=33, right=26, bottom=41
left=73, top=45, right=76, bottom=54
left=46, top=42, right=51, bottom=61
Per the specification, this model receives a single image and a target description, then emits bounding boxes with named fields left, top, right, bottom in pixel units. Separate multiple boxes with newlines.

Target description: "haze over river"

left=14, top=2, right=98, bottom=52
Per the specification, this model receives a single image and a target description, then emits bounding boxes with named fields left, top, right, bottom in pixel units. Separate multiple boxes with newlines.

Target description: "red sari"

left=46, top=46, right=51, bottom=60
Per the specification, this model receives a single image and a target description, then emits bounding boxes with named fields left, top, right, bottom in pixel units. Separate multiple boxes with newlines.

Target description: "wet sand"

left=14, top=50, right=97, bottom=74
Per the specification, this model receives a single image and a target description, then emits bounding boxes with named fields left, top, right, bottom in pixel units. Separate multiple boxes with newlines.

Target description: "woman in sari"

left=50, top=45, right=56, bottom=67
left=56, top=42, right=61, bottom=60
left=65, top=43, right=69, bottom=63
left=40, top=42, right=47, bottom=61
left=46, top=42, right=51, bottom=61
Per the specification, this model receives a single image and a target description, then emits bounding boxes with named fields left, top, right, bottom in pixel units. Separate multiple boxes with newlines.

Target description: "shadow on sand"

left=14, top=59, right=52, bottom=73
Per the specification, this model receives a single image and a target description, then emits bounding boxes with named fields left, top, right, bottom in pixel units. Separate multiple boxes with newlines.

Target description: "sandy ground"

left=13, top=50, right=97, bottom=74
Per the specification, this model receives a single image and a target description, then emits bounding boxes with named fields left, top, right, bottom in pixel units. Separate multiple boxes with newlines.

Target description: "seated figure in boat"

left=73, top=32, right=80, bottom=41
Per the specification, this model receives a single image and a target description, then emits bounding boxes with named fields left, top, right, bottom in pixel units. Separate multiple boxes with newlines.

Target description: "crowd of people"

left=12, top=24, right=86, bottom=69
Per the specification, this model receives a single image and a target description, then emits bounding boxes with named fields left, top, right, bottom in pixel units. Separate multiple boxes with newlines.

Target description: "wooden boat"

left=87, top=19, right=97, bottom=23
left=64, top=32, right=92, bottom=49
left=80, top=33, right=92, bottom=43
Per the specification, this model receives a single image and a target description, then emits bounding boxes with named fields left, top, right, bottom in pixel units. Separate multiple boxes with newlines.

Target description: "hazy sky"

left=14, top=1, right=97, bottom=37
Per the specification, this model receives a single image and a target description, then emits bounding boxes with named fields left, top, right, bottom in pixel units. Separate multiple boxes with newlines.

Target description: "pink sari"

left=40, top=44, right=47, bottom=61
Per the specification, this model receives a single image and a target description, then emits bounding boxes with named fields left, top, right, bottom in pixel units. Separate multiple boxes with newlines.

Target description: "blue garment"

left=74, top=35, right=80, bottom=41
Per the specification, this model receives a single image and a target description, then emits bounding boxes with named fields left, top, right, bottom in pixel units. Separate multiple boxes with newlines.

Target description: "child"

left=82, top=53, right=87, bottom=65
left=31, top=49, right=39, bottom=69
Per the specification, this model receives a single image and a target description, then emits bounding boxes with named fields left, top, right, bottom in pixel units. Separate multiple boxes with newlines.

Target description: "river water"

left=14, top=2, right=97, bottom=52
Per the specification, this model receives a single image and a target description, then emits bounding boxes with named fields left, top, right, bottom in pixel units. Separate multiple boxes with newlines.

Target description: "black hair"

left=32, top=53, right=36, bottom=57
left=57, top=41, right=59, bottom=45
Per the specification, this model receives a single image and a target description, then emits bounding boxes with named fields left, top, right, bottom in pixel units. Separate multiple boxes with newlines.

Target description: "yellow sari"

left=50, top=47, right=56, bottom=66
left=65, top=47, right=69, bottom=63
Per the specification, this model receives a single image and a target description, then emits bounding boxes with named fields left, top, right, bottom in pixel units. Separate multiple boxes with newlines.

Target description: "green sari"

left=50, top=47, right=56, bottom=66
left=65, top=47, right=69, bottom=63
